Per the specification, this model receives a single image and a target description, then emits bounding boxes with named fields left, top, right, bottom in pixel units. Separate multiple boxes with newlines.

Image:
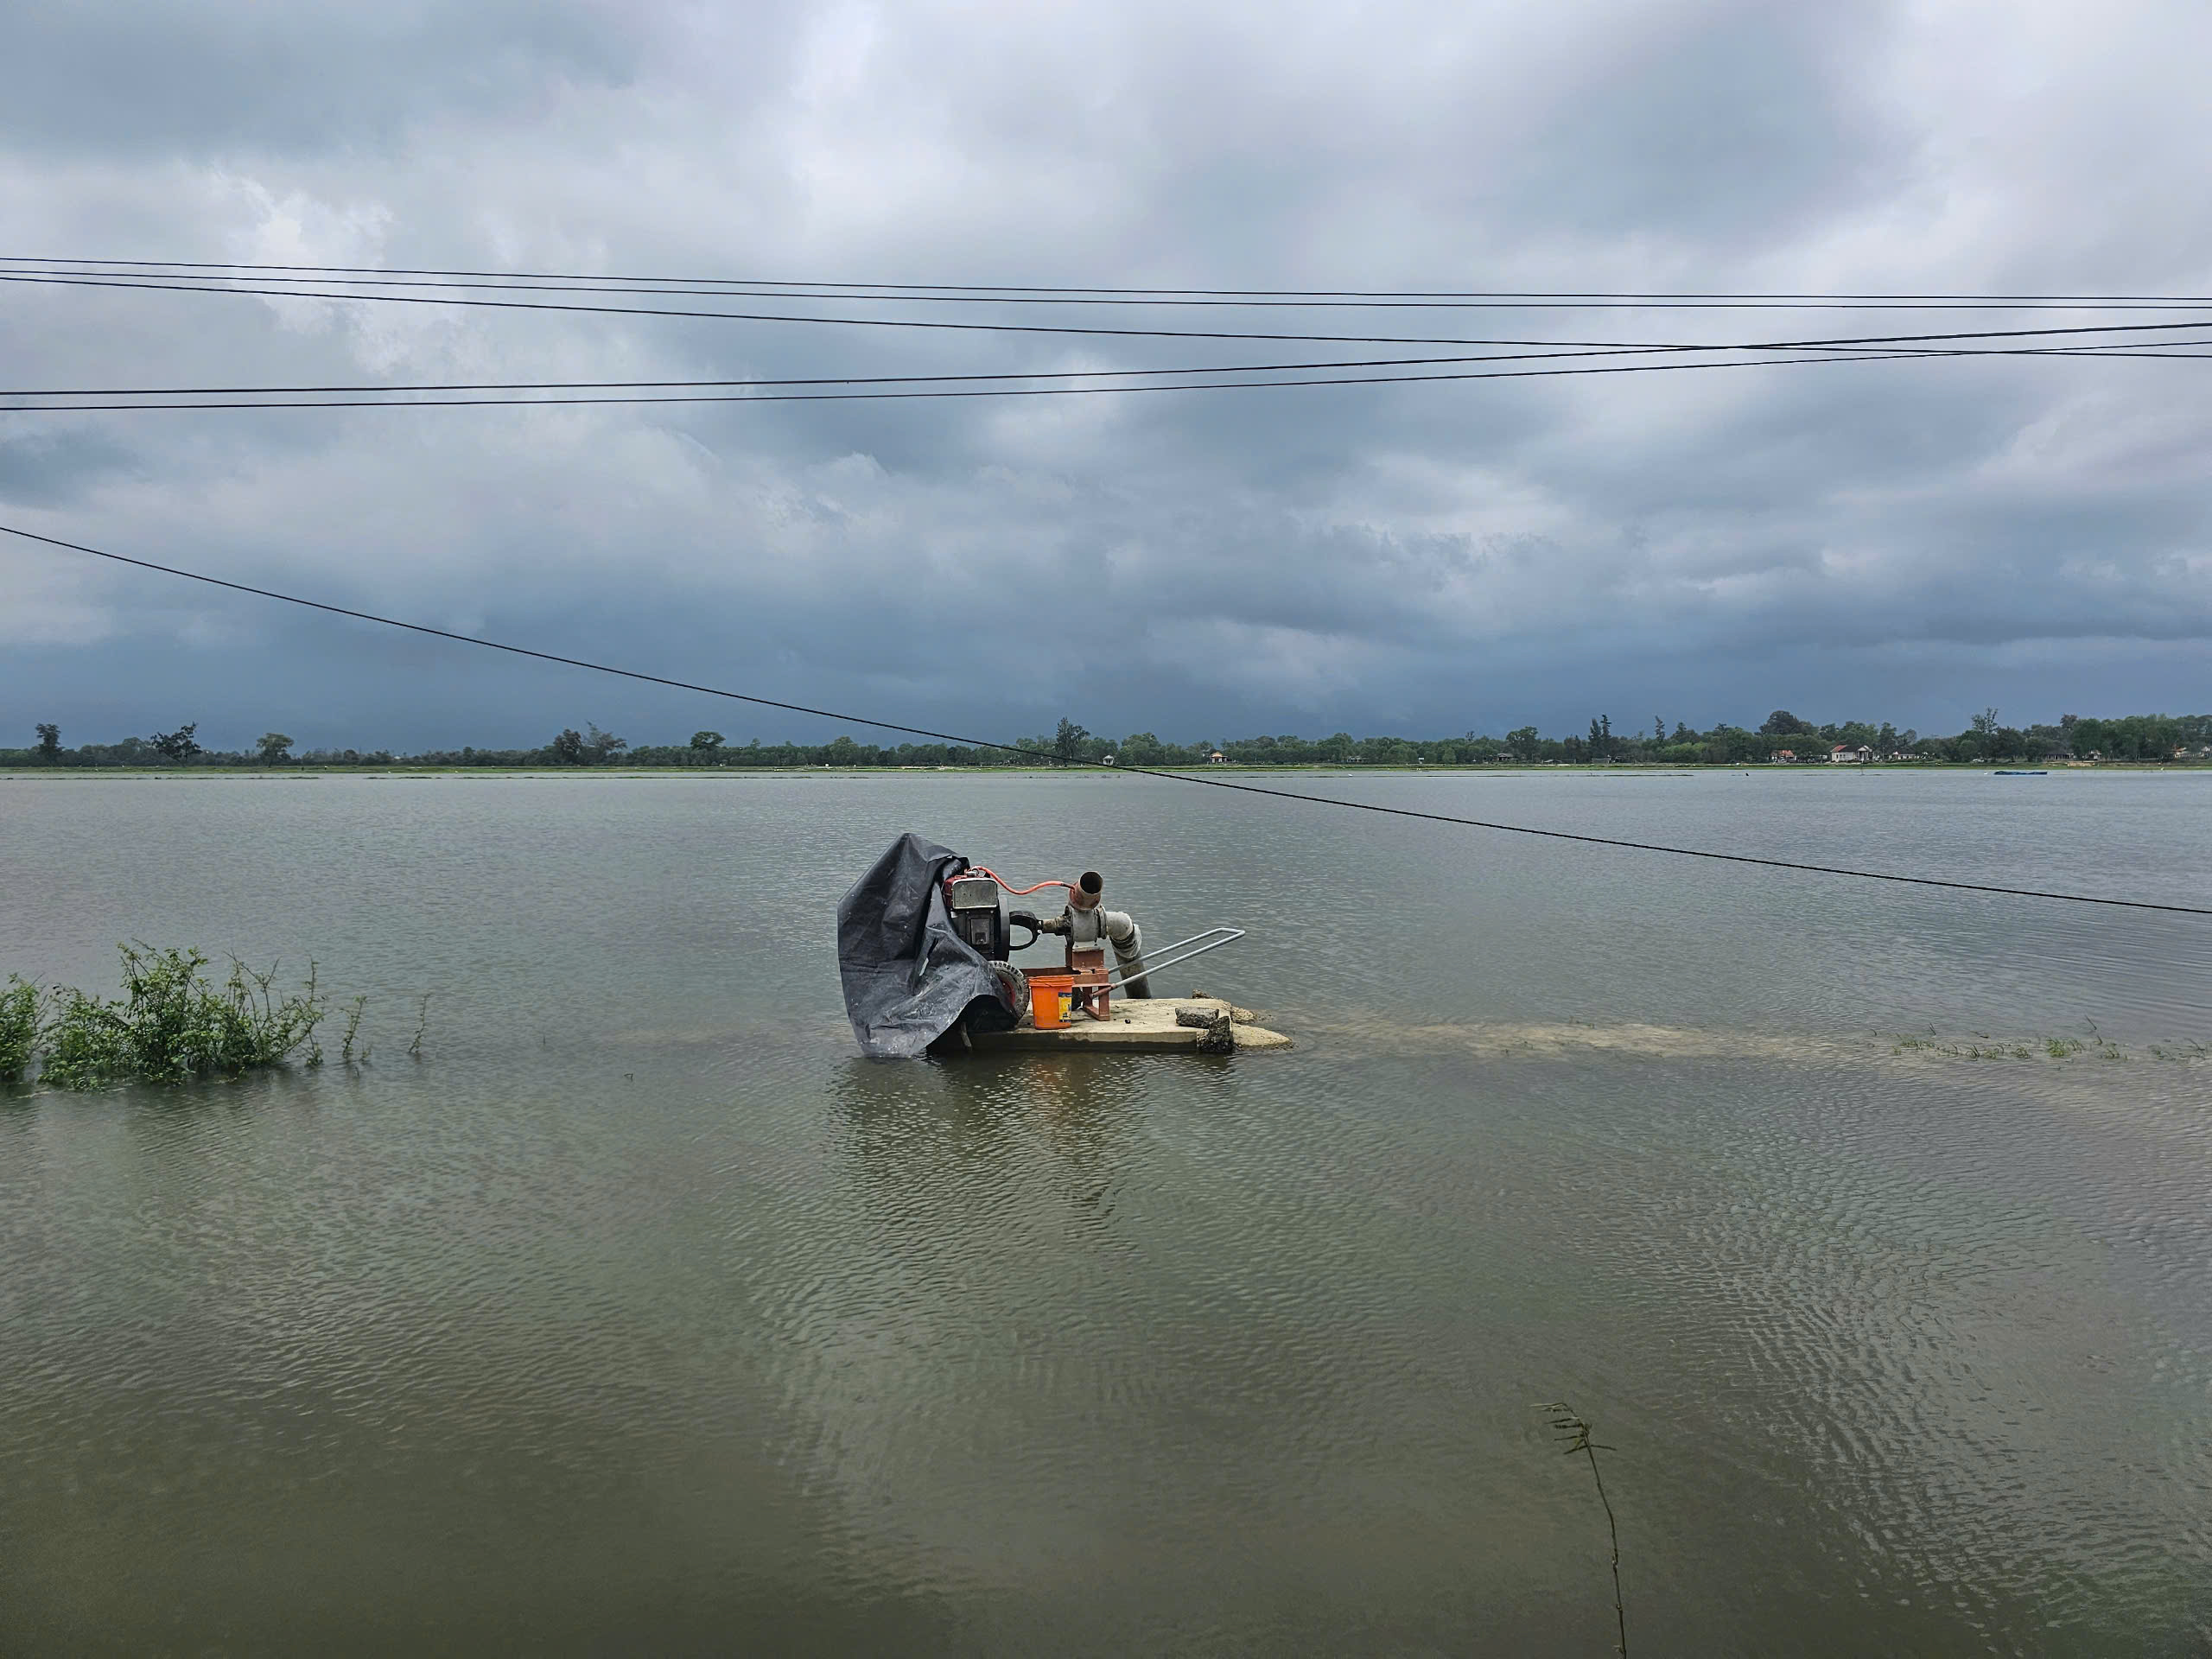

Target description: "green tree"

left=690, top=730, right=725, bottom=752
left=256, top=733, right=294, bottom=764
left=584, top=723, right=627, bottom=763
left=1759, top=710, right=1811, bottom=737
left=1507, top=725, right=1541, bottom=762
left=1958, top=708, right=2001, bottom=760
left=550, top=728, right=586, bottom=764
left=34, top=723, right=60, bottom=760
left=1053, top=718, right=1090, bottom=766
left=149, top=724, right=201, bottom=763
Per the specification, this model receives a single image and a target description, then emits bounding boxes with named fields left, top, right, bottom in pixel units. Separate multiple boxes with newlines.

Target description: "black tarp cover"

left=837, top=832, right=1019, bottom=1057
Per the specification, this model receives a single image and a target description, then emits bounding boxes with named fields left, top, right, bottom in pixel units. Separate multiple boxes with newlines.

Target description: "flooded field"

left=3, top=768, right=2209, bottom=1652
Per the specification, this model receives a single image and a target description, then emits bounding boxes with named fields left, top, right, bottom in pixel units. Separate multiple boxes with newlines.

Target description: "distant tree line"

left=9, top=709, right=2211, bottom=771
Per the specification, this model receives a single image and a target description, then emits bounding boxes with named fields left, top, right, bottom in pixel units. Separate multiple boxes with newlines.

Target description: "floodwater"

left=3, top=767, right=2209, bottom=1654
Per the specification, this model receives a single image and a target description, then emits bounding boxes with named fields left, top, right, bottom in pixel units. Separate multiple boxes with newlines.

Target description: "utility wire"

left=0, top=351, right=1621, bottom=397
left=9, top=341, right=2205, bottom=416
left=3, top=338, right=2200, bottom=407
left=6, top=518, right=2205, bottom=919
left=14, top=263, right=2212, bottom=317
left=9, top=257, right=2212, bottom=308
left=0, top=351, right=1979, bottom=411
left=9, top=270, right=2212, bottom=353
left=4, top=332, right=2205, bottom=419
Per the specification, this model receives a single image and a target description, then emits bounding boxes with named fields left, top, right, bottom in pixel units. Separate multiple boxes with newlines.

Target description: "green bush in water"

left=36, top=945, right=325, bottom=1090
left=0, top=976, right=38, bottom=1082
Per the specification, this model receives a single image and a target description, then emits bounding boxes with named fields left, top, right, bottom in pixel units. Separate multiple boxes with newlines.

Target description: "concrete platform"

left=969, top=996, right=1292, bottom=1052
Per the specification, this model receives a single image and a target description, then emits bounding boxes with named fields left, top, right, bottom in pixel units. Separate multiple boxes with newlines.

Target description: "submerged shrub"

left=0, top=976, right=38, bottom=1082
left=35, top=944, right=324, bottom=1090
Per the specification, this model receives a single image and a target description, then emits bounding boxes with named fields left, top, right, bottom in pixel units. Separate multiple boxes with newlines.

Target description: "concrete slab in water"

left=970, top=996, right=1291, bottom=1052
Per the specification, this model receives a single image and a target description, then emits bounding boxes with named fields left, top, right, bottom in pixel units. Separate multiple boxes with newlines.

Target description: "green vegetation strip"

left=8, top=708, right=2211, bottom=772
left=2, top=945, right=325, bottom=1090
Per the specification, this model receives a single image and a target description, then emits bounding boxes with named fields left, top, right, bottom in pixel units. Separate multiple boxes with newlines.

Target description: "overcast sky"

left=3, top=0, right=2209, bottom=752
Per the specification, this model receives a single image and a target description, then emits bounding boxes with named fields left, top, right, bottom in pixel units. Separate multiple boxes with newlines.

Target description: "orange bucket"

left=1027, top=973, right=1075, bottom=1029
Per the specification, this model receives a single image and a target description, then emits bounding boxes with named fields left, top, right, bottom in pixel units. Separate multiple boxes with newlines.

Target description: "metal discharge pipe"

left=1064, top=869, right=1152, bottom=998
left=1104, top=912, right=1150, bottom=998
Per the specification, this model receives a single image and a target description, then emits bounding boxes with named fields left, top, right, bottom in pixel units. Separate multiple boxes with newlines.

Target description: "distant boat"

left=1992, top=769, right=2048, bottom=776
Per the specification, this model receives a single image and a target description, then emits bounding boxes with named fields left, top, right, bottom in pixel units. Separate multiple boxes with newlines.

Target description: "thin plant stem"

left=341, top=996, right=366, bottom=1065
left=1541, top=1402, right=1627, bottom=1656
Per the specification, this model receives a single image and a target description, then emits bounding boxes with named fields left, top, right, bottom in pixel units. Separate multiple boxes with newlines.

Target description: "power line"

left=0, top=353, right=1598, bottom=397
left=5, top=518, right=2205, bottom=919
left=7, top=342, right=2203, bottom=416
left=1, top=305, right=2203, bottom=417
left=3, top=338, right=2199, bottom=407
left=0, top=351, right=1986, bottom=412
left=9, top=269, right=2212, bottom=353
left=9, top=256, right=2212, bottom=308
left=13, top=263, right=2212, bottom=317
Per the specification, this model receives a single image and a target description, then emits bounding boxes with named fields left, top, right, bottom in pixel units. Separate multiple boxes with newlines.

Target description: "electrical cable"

left=7, top=331, right=2206, bottom=418
left=14, top=263, right=2212, bottom=318
left=12, top=340, right=2209, bottom=416
left=5, top=518, right=2206, bottom=919
left=9, top=256, right=2212, bottom=308
left=3, top=338, right=2202, bottom=409
left=0, top=350, right=1638, bottom=397
left=9, top=269, right=2212, bottom=353
left=0, top=352, right=1986, bottom=411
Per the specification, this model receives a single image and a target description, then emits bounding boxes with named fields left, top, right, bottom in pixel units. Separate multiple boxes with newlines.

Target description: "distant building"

left=1829, top=744, right=1873, bottom=764
left=1772, top=749, right=1796, bottom=763
left=1208, top=751, right=1227, bottom=765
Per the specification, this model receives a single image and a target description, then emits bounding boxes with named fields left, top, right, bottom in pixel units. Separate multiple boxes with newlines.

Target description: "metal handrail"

left=1110, top=926, right=1244, bottom=988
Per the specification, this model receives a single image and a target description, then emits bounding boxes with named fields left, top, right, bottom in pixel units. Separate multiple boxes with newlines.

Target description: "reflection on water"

left=3, top=771, right=2210, bottom=1653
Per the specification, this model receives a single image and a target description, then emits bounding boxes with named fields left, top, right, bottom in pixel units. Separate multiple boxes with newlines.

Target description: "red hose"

left=962, top=865, right=1075, bottom=896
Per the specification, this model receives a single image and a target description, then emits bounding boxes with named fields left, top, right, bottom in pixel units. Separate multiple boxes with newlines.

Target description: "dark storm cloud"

left=0, top=429, right=137, bottom=507
left=0, top=0, right=640, bottom=155
left=1485, top=5, right=1903, bottom=241
left=2, top=0, right=2209, bottom=747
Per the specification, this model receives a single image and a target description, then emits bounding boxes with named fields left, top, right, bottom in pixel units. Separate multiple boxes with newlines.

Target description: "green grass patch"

left=0, top=976, right=38, bottom=1082
left=12, top=944, right=327, bottom=1090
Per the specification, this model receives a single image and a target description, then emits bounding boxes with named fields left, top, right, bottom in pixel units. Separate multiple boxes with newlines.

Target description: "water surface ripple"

left=2, top=770, right=2209, bottom=1652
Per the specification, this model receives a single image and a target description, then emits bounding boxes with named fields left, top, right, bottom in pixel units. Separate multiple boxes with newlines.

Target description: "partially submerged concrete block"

left=969, top=996, right=1290, bottom=1053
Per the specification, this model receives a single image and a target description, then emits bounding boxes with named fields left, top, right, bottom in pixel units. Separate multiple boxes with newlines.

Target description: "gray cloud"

left=0, top=0, right=640, bottom=156
left=0, top=429, right=138, bottom=506
left=3, top=0, right=2210, bottom=753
